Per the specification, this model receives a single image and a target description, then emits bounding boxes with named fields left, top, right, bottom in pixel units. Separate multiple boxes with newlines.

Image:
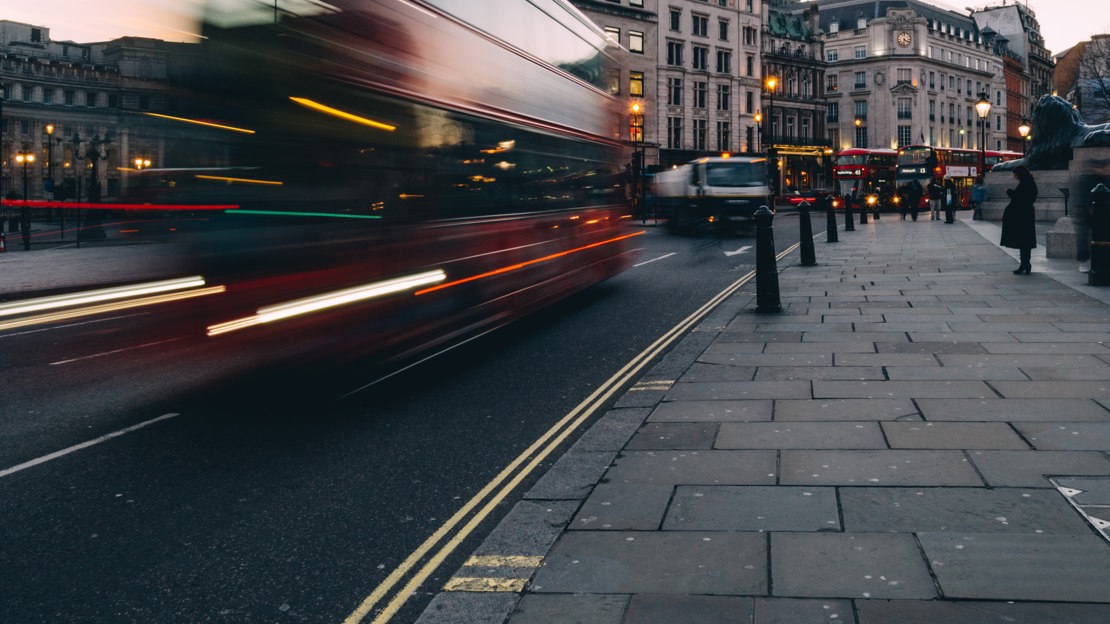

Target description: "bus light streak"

left=414, top=231, right=645, bottom=296
left=206, top=270, right=446, bottom=337
left=194, top=174, right=284, bottom=186
left=289, top=97, right=397, bottom=132
left=0, top=276, right=210, bottom=318
left=143, top=112, right=256, bottom=134
left=224, top=209, right=382, bottom=220
left=0, top=200, right=238, bottom=211
left=0, top=287, right=226, bottom=332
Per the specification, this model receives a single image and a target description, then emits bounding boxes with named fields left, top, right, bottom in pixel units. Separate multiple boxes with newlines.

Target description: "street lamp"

left=71, top=132, right=112, bottom=246
left=134, top=157, right=152, bottom=169
left=629, top=100, right=646, bottom=220
left=15, top=146, right=35, bottom=250
left=765, top=75, right=778, bottom=196
left=975, top=94, right=992, bottom=180
left=1018, top=117, right=1031, bottom=155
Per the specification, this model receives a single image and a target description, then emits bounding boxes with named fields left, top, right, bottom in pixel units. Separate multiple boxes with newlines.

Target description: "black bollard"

left=844, top=195, right=855, bottom=231
left=822, top=192, right=838, bottom=243
left=799, top=201, right=816, bottom=266
left=1088, top=184, right=1110, bottom=286
left=860, top=197, right=869, bottom=225
left=754, top=205, right=781, bottom=313
left=872, top=196, right=881, bottom=220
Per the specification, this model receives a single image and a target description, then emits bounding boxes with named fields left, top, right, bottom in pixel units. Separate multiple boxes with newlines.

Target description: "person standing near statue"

left=943, top=178, right=957, bottom=224
left=928, top=177, right=943, bottom=221
left=1001, top=165, right=1038, bottom=274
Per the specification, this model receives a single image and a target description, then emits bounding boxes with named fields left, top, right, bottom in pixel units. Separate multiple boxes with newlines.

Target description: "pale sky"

left=1, top=0, right=1107, bottom=54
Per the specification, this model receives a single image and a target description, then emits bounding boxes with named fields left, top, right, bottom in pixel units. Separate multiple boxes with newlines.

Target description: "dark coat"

left=1000, top=175, right=1038, bottom=249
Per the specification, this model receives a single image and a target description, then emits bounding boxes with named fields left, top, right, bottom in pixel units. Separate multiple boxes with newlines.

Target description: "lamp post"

left=975, top=94, right=992, bottom=181
left=71, top=132, right=112, bottom=247
left=1018, top=118, right=1031, bottom=155
left=15, top=146, right=35, bottom=250
left=754, top=110, right=763, bottom=152
left=765, top=76, right=778, bottom=197
left=630, top=101, right=645, bottom=220
left=0, top=81, right=5, bottom=197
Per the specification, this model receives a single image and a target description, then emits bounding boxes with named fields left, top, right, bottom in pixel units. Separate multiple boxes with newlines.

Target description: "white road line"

left=632, top=252, right=677, bottom=267
left=49, top=337, right=184, bottom=366
left=0, top=413, right=180, bottom=479
left=0, top=313, right=147, bottom=339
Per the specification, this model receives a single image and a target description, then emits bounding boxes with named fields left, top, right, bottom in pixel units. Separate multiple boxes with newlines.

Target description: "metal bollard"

left=1087, top=184, right=1110, bottom=286
left=754, top=205, right=782, bottom=313
left=799, top=201, right=817, bottom=266
left=844, top=195, right=855, bottom=231
left=823, top=193, right=839, bottom=243
left=871, top=195, right=881, bottom=220
left=859, top=196, right=869, bottom=224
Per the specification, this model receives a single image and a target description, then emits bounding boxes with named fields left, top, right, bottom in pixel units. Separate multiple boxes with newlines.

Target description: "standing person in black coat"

left=907, top=180, right=922, bottom=221
left=1001, top=165, right=1038, bottom=274
left=943, top=178, right=957, bottom=223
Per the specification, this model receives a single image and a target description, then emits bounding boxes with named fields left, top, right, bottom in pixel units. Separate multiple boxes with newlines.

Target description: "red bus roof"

left=837, top=148, right=898, bottom=156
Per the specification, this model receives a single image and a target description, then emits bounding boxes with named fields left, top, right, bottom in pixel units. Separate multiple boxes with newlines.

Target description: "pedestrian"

left=898, top=184, right=909, bottom=220
left=907, top=179, right=922, bottom=221
left=1000, top=165, right=1038, bottom=274
left=928, top=177, right=943, bottom=220
left=943, top=178, right=957, bottom=224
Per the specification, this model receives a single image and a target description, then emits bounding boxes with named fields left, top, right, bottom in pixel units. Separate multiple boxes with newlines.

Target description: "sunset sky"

left=1, top=0, right=1106, bottom=55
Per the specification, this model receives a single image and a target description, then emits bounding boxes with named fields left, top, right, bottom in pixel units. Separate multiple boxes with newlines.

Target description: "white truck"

left=652, top=156, right=773, bottom=232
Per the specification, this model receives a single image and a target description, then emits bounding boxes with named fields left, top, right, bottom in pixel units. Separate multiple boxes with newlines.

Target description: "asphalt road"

left=0, top=215, right=807, bottom=623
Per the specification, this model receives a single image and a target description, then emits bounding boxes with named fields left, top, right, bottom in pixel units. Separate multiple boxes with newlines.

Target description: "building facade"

left=971, top=0, right=1054, bottom=119
left=814, top=1, right=1005, bottom=155
left=0, top=20, right=192, bottom=200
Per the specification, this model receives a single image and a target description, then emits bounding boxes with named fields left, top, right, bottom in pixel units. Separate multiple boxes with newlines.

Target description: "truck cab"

left=653, top=156, right=773, bottom=232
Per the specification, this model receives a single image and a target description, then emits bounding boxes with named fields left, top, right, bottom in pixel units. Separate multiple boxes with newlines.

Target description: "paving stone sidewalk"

left=425, top=214, right=1110, bottom=624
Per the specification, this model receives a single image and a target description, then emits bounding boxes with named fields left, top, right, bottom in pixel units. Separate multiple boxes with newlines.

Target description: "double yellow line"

left=344, top=242, right=800, bottom=623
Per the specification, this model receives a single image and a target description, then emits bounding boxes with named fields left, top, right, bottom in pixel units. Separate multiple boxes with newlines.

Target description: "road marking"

left=630, top=380, right=674, bottom=391
left=0, top=413, right=180, bottom=479
left=723, top=245, right=752, bottom=257
left=463, top=555, right=543, bottom=568
left=442, top=577, right=527, bottom=592
left=0, top=313, right=146, bottom=339
left=49, top=338, right=184, bottom=366
left=632, top=252, right=676, bottom=267
left=343, top=242, right=801, bottom=624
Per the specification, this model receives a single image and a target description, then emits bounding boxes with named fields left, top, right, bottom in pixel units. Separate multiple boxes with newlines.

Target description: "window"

left=694, top=81, right=707, bottom=108
left=604, top=26, right=620, bottom=43
left=996, top=115, right=1002, bottom=131
left=827, top=102, right=839, bottom=122
left=630, top=110, right=643, bottom=142
left=854, top=71, right=866, bottom=89
left=43, top=89, right=52, bottom=105
left=692, top=14, right=708, bottom=37
left=607, top=69, right=620, bottom=95
left=854, top=45, right=867, bottom=59
left=667, top=41, right=684, bottom=66
left=854, top=100, right=868, bottom=120
left=630, top=71, right=644, bottom=97
left=717, top=84, right=731, bottom=111
left=827, top=49, right=839, bottom=63
left=802, top=75, right=811, bottom=99
left=897, top=98, right=912, bottom=120
left=826, top=74, right=839, bottom=92
left=670, top=9, right=681, bottom=32
left=693, top=119, right=707, bottom=150
left=854, top=125, right=868, bottom=148
left=746, top=55, right=754, bottom=76
left=828, top=128, right=840, bottom=150
left=719, top=19, right=729, bottom=41
left=786, top=116, right=795, bottom=139
left=746, top=89, right=754, bottom=113
left=897, top=68, right=911, bottom=84
left=717, top=121, right=731, bottom=151
left=801, top=118, right=810, bottom=141
left=64, top=90, right=75, bottom=106
left=630, top=0, right=643, bottom=6
left=929, top=71, right=935, bottom=88
left=629, top=31, right=644, bottom=54
left=949, top=75, right=955, bottom=91
left=743, top=26, right=757, bottom=46
left=929, top=99, right=935, bottom=121
left=667, top=117, right=683, bottom=149
left=668, top=77, right=683, bottom=106
left=693, top=46, right=709, bottom=71
left=898, top=125, right=912, bottom=147
left=716, top=49, right=731, bottom=73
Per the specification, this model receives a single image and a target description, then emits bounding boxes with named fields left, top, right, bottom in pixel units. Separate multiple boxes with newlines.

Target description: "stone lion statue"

left=994, top=94, right=1110, bottom=171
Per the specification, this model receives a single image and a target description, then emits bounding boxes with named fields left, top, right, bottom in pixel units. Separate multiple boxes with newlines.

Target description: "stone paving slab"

left=529, top=531, right=767, bottom=595
left=1022, top=366, right=1110, bottom=380
left=762, top=342, right=878, bottom=353
left=874, top=342, right=986, bottom=354
left=626, top=423, right=717, bottom=450
left=917, top=398, right=1110, bottom=421
left=831, top=353, right=939, bottom=367
left=664, top=486, right=840, bottom=532
left=604, top=450, right=777, bottom=486
left=854, top=600, right=1110, bottom=624
left=665, top=381, right=812, bottom=401
left=677, top=363, right=756, bottom=382
left=570, top=483, right=673, bottom=531
left=716, top=422, right=885, bottom=449
left=648, top=400, right=772, bottom=422
left=986, top=342, right=1110, bottom=354
left=771, top=533, right=936, bottom=599
left=883, top=366, right=1026, bottom=380
left=1011, top=421, right=1110, bottom=450
left=780, top=450, right=983, bottom=486
left=622, top=595, right=750, bottom=624
left=967, top=450, right=1110, bottom=487
left=917, top=533, right=1110, bottom=602
left=812, top=380, right=994, bottom=399
left=772, top=399, right=920, bottom=421
left=753, top=366, right=884, bottom=381
left=698, top=352, right=833, bottom=366
left=880, top=422, right=1029, bottom=449
left=840, top=487, right=1092, bottom=533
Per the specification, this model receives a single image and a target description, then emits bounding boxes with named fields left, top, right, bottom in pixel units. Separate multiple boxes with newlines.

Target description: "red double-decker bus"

left=832, top=148, right=898, bottom=210
left=895, top=145, right=1021, bottom=209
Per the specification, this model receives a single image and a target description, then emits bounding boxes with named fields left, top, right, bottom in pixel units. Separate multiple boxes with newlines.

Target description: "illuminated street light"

left=1018, top=117, right=1031, bottom=155
left=975, top=94, right=992, bottom=181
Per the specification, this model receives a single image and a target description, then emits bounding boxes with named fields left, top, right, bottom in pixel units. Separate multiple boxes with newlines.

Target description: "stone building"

left=812, top=0, right=1006, bottom=154
left=971, top=0, right=1054, bottom=120
left=0, top=20, right=193, bottom=200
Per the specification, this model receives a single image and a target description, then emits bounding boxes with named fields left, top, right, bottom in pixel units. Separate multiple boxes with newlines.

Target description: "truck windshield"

left=705, top=162, right=765, bottom=187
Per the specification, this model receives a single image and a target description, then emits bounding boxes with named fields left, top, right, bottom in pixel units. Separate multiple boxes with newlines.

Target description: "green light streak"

left=224, top=209, right=382, bottom=220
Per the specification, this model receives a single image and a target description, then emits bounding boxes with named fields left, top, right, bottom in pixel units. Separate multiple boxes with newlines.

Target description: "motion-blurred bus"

left=832, top=148, right=898, bottom=210
left=119, top=0, right=639, bottom=370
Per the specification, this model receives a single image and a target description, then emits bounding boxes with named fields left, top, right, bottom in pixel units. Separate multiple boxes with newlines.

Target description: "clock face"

left=897, top=31, right=912, bottom=47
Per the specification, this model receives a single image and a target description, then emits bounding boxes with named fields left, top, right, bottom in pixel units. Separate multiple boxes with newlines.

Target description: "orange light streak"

left=414, top=231, right=644, bottom=296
